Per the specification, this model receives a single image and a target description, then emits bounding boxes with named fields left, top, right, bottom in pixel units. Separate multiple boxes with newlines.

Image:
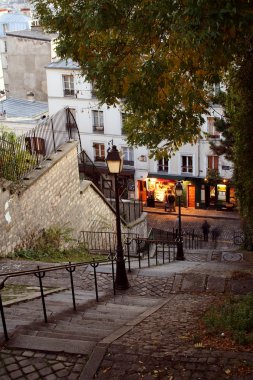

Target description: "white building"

left=46, top=59, right=235, bottom=210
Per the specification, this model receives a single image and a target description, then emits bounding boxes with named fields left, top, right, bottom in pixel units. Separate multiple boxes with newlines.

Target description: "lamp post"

left=106, top=145, right=130, bottom=290
left=175, top=181, right=185, bottom=260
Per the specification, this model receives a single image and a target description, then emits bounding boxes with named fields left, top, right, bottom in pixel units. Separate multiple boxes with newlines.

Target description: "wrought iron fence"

left=0, top=108, right=79, bottom=182
left=0, top=259, right=115, bottom=341
left=0, top=106, right=143, bottom=222
left=80, top=231, right=139, bottom=255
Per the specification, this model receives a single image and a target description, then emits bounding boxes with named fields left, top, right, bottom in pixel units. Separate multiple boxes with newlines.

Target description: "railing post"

left=34, top=267, right=47, bottom=323
left=137, top=238, right=141, bottom=269
left=0, top=293, right=8, bottom=341
left=126, top=237, right=131, bottom=273
left=50, top=119, right=57, bottom=153
left=90, top=260, right=99, bottom=302
left=66, top=262, right=76, bottom=311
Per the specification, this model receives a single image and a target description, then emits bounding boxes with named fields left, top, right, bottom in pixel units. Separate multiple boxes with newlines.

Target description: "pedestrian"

left=211, top=227, right=220, bottom=248
left=202, top=220, right=210, bottom=241
left=167, top=190, right=176, bottom=212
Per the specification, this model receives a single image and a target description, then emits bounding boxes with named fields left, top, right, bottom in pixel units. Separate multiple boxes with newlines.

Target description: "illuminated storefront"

left=138, top=174, right=236, bottom=210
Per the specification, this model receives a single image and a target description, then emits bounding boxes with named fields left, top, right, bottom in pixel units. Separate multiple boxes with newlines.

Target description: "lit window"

left=63, top=75, right=74, bottom=96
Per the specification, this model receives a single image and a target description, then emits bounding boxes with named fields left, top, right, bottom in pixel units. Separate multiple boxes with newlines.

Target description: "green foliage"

left=203, top=294, right=253, bottom=345
left=0, top=126, right=36, bottom=181
left=32, top=0, right=253, bottom=229
left=32, top=0, right=253, bottom=157
left=11, top=225, right=103, bottom=262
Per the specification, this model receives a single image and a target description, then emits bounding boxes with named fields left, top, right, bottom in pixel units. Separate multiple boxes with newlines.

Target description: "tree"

left=32, top=0, right=253, bottom=235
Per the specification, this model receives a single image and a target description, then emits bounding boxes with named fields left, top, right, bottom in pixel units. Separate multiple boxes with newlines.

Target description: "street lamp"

left=175, top=181, right=185, bottom=260
left=106, top=145, right=130, bottom=290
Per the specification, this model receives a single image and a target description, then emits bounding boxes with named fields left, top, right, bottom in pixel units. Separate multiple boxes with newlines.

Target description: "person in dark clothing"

left=168, top=192, right=176, bottom=211
left=202, top=220, right=210, bottom=241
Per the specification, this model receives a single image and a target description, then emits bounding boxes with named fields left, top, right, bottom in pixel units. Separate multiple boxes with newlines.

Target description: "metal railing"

left=0, top=105, right=143, bottom=222
left=150, top=228, right=203, bottom=250
left=78, top=151, right=143, bottom=222
left=0, top=108, right=79, bottom=182
left=0, top=259, right=116, bottom=342
left=80, top=231, right=139, bottom=255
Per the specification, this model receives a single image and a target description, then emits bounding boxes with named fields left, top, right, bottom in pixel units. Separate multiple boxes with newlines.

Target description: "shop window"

left=217, top=184, right=226, bottom=201
left=158, top=158, right=168, bottom=172
left=93, top=143, right=105, bottom=162
left=181, top=155, right=192, bottom=173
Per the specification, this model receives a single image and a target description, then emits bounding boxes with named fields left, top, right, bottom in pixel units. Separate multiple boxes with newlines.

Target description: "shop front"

left=138, top=174, right=200, bottom=209
left=200, top=180, right=236, bottom=210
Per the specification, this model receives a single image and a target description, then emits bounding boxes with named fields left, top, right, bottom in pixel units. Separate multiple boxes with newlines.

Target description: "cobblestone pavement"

left=95, top=294, right=253, bottom=380
left=0, top=349, right=85, bottom=380
left=0, top=209, right=252, bottom=380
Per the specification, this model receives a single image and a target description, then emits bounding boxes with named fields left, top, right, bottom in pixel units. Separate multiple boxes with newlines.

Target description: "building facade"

left=46, top=59, right=235, bottom=210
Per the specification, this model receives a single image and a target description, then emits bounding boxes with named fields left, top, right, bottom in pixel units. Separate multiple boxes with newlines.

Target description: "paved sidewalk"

left=0, top=250, right=252, bottom=379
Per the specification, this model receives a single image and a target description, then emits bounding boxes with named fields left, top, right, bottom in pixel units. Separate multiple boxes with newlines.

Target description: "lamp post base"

left=176, top=241, right=185, bottom=261
left=115, top=259, right=130, bottom=290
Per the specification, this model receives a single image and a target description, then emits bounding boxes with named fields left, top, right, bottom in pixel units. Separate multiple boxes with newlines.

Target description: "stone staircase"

left=0, top=290, right=162, bottom=356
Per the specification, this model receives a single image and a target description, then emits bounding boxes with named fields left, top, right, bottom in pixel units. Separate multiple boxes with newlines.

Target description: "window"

left=121, top=113, right=127, bottom=134
left=91, top=82, right=97, bottom=98
left=25, top=137, right=46, bottom=156
left=158, top=158, right=168, bottom=172
left=63, top=75, right=74, bottom=96
left=92, top=110, right=104, bottom=132
left=208, top=155, right=219, bottom=170
left=93, top=143, right=105, bottom=162
left=181, top=155, right=193, bottom=173
left=122, top=146, right=134, bottom=166
left=3, top=24, right=8, bottom=34
left=207, top=117, right=220, bottom=138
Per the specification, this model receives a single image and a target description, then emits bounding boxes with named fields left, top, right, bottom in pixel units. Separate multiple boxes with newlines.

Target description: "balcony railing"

left=181, top=166, right=193, bottom=174
left=93, top=125, right=104, bottom=133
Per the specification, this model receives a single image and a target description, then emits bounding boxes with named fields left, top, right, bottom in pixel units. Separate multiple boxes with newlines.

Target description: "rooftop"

left=6, top=28, right=57, bottom=41
left=46, top=58, right=80, bottom=70
left=1, top=97, right=48, bottom=119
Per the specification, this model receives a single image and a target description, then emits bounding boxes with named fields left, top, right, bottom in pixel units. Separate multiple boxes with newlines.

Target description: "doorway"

left=188, top=185, right=195, bottom=208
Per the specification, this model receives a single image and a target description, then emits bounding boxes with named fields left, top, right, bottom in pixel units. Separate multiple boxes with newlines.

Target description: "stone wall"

left=0, top=142, right=147, bottom=257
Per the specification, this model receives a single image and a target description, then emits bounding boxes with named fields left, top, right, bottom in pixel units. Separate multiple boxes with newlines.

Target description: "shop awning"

left=147, top=173, right=202, bottom=182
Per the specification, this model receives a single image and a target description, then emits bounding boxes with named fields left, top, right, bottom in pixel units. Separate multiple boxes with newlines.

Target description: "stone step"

left=7, top=334, right=95, bottom=355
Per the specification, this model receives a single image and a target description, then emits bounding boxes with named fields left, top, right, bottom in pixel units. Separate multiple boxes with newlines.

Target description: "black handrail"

left=0, top=259, right=115, bottom=342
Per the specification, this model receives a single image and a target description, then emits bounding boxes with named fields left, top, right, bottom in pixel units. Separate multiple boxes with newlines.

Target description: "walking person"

left=202, top=220, right=210, bottom=242
left=167, top=190, right=176, bottom=212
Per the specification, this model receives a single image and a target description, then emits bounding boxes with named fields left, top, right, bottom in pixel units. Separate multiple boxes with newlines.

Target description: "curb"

left=79, top=295, right=176, bottom=380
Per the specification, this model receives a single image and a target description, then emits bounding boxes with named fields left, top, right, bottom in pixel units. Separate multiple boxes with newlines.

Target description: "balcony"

left=181, top=166, right=193, bottom=174
left=93, top=125, right=104, bottom=133
left=123, top=159, right=134, bottom=166
left=207, top=133, right=220, bottom=139
left=206, top=168, right=220, bottom=180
